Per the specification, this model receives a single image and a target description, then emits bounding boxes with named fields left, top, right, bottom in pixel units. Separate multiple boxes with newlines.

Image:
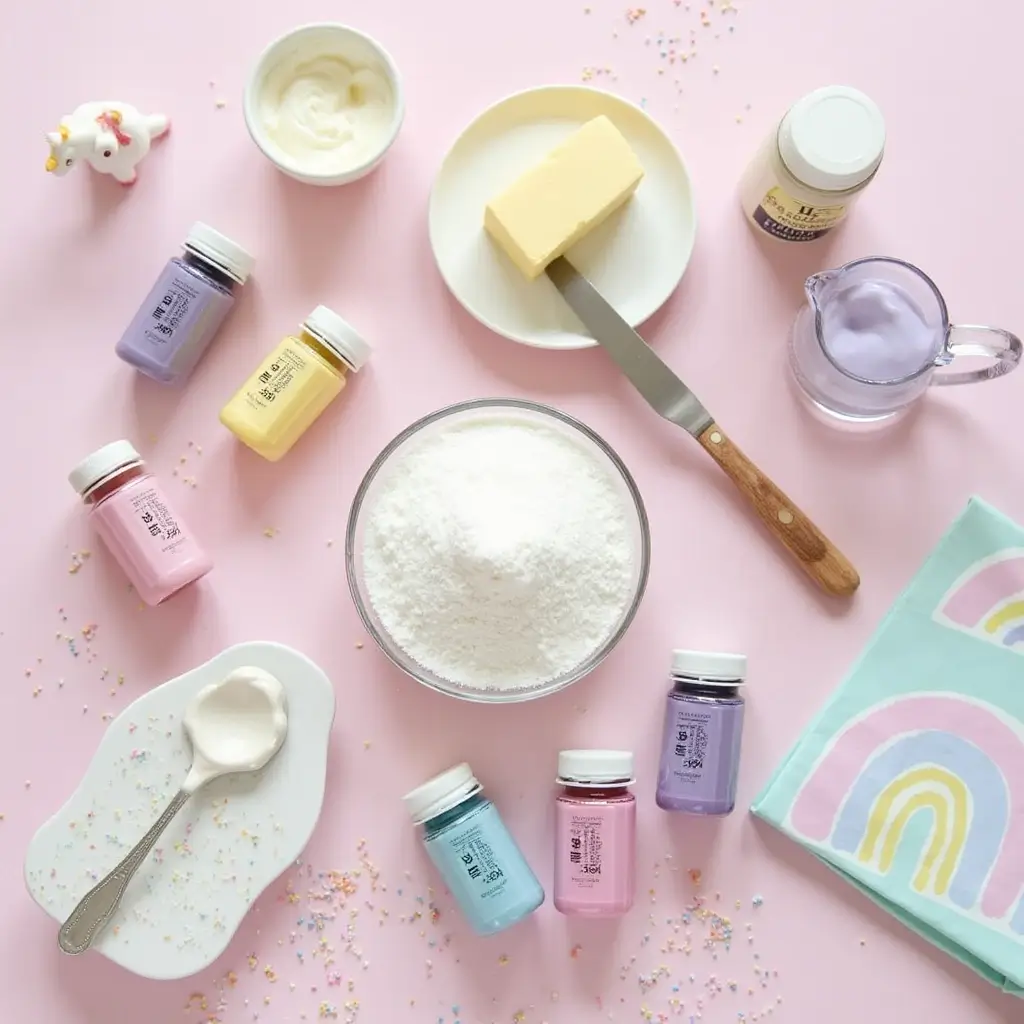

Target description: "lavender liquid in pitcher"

left=820, top=279, right=942, bottom=382
left=789, top=263, right=950, bottom=423
left=791, top=255, right=1021, bottom=423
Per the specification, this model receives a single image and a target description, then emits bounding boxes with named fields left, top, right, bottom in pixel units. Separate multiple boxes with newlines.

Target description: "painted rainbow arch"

left=789, top=694, right=1024, bottom=937
left=934, top=549, right=1024, bottom=650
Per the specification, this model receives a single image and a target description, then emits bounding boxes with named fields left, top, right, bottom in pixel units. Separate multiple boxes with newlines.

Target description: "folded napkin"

left=753, top=497, right=1024, bottom=995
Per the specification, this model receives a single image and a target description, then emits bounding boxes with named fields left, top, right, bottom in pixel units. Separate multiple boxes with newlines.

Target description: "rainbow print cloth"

left=752, top=497, right=1024, bottom=995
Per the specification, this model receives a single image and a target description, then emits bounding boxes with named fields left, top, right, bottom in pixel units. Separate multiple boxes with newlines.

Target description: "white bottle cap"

left=69, top=440, right=142, bottom=496
left=184, top=222, right=255, bottom=284
left=403, top=763, right=482, bottom=825
left=557, top=750, right=635, bottom=786
left=671, top=650, right=747, bottom=684
left=304, top=305, right=372, bottom=372
left=778, top=86, right=885, bottom=193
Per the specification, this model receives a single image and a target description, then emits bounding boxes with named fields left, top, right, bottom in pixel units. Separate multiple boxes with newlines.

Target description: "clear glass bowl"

left=345, top=398, right=651, bottom=703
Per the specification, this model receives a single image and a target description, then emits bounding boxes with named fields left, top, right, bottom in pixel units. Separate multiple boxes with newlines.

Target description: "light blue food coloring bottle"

left=404, top=763, right=544, bottom=936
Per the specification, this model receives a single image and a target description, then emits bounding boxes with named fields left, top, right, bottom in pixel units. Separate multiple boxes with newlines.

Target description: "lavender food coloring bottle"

left=115, top=222, right=254, bottom=384
left=655, top=650, right=746, bottom=816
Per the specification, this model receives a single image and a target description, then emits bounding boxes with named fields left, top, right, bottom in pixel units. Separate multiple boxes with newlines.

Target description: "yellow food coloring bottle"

left=220, top=305, right=371, bottom=461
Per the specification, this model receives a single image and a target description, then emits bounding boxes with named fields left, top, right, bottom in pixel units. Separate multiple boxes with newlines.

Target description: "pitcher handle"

left=932, top=324, right=1023, bottom=387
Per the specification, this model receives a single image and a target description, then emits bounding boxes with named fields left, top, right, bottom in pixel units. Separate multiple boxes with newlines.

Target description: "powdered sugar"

left=361, top=413, right=638, bottom=691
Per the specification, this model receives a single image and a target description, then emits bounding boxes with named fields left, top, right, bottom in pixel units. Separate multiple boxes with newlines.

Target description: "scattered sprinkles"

left=28, top=522, right=781, bottom=1024
left=67, top=550, right=92, bottom=574
left=580, top=1, right=745, bottom=112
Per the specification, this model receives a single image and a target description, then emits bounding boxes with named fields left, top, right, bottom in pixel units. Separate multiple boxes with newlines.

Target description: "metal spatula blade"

left=546, top=256, right=860, bottom=597
left=547, top=257, right=713, bottom=437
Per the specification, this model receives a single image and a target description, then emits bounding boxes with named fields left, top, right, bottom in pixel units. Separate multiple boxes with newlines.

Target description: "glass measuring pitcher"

left=788, top=257, right=1021, bottom=423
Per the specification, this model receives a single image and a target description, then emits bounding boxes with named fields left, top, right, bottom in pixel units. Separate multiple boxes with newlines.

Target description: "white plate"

left=24, top=642, right=335, bottom=980
left=428, top=85, right=697, bottom=350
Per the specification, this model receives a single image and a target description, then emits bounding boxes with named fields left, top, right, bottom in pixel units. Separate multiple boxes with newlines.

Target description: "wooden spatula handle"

left=697, top=422, right=860, bottom=597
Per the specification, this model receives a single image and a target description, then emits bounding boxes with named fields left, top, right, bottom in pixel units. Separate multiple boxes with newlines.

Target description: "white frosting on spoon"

left=183, top=667, right=288, bottom=788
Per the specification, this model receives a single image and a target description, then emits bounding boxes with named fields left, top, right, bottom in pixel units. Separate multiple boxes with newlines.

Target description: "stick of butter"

left=484, top=115, right=645, bottom=279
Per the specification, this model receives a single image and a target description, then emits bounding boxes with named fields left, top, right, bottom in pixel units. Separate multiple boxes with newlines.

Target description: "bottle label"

left=753, top=186, right=846, bottom=241
left=142, top=273, right=202, bottom=345
left=129, top=486, right=188, bottom=555
left=672, top=711, right=711, bottom=778
left=568, top=813, right=604, bottom=881
left=241, top=345, right=310, bottom=412
left=554, top=800, right=634, bottom=908
left=426, top=803, right=542, bottom=931
left=447, top=824, right=508, bottom=900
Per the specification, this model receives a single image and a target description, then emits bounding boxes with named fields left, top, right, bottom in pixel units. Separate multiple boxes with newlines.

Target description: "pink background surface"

left=2, top=1, right=1022, bottom=1022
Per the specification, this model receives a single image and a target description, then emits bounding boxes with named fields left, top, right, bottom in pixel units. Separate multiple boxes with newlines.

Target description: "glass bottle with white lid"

left=553, top=749, right=636, bottom=917
left=68, top=440, right=213, bottom=605
left=739, top=86, right=885, bottom=242
left=219, top=305, right=372, bottom=462
left=115, top=222, right=254, bottom=383
left=403, top=762, right=544, bottom=936
left=656, top=649, right=747, bottom=816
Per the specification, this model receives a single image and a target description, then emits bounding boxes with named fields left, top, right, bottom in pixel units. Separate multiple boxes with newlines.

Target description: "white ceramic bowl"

left=244, top=23, right=404, bottom=186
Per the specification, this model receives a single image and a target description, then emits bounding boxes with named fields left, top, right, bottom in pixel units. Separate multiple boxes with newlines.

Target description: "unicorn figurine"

left=45, top=101, right=169, bottom=184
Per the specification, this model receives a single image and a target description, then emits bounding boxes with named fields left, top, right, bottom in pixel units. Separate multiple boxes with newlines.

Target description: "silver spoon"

left=58, top=667, right=288, bottom=955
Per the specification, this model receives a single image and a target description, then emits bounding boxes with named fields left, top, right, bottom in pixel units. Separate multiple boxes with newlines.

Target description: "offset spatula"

left=547, top=256, right=859, bottom=597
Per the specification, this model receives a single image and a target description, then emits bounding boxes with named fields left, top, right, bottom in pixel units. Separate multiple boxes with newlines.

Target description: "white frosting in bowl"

left=246, top=24, right=402, bottom=184
left=260, top=54, right=394, bottom=174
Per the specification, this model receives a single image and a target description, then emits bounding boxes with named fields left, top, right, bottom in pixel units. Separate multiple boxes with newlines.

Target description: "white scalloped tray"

left=24, top=642, right=335, bottom=979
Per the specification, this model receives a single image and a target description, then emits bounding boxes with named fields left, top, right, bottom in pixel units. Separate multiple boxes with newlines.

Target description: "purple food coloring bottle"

left=655, top=650, right=746, bottom=816
left=115, top=222, right=254, bottom=384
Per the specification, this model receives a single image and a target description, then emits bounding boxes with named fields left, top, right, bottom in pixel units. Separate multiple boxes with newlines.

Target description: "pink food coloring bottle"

left=554, top=749, right=636, bottom=917
left=69, top=440, right=212, bottom=605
